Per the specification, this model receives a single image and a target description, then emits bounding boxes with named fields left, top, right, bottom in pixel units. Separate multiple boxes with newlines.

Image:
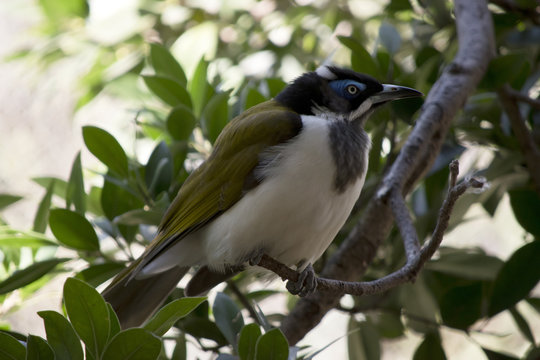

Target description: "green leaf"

left=213, top=292, right=245, bottom=349
left=481, top=54, right=527, bottom=89
left=0, top=331, right=26, bottom=359
left=440, top=282, right=483, bottom=330
left=201, top=91, right=229, bottom=143
left=38, top=0, right=88, bottom=22
left=254, top=328, right=289, bottom=360
left=64, top=278, right=110, bottom=359
left=369, top=312, right=404, bottom=339
left=183, top=317, right=227, bottom=346
left=113, top=208, right=163, bottom=226
left=238, top=323, right=262, bottom=360
left=144, top=297, right=207, bottom=336
left=75, top=262, right=124, bottom=287
left=143, top=75, right=192, bottom=108
left=482, top=347, right=519, bottom=360
left=338, top=36, right=379, bottom=77
left=82, top=126, right=129, bottom=178
left=167, top=105, right=197, bottom=141
left=32, top=177, right=68, bottom=200
left=425, top=248, right=503, bottom=281
left=413, top=333, right=446, bottom=360
left=265, top=78, right=287, bottom=98
left=245, top=88, right=267, bottom=109
left=107, top=303, right=121, bottom=341
left=0, top=194, right=23, bottom=210
left=49, top=209, right=100, bottom=251
left=0, top=234, right=57, bottom=248
left=509, top=307, right=535, bottom=344
left=101, top=177, right=144, bottom=221
left=149, top=43, right=187, bottom=86
left=26, top=335, right=55, bottom=360
left=347, top=318, right=380, bottom=360
left=146, top=141, right=173, bottom=197
left=488, top=240, right=540, bottom=316
left=508, top=189, right=540, bottom=236
left=38, top=310, right=84, bottom=360
left=188, top=58, right=214, bottom=117
left=66, top=152, right=86, bottom=215
left=33, top=180, right=55, bottom=233
left=0, top=258, right=68, bottom=295
left=379, top=22, right=402, bottom=54
left=400, top=274, right=439, bottom=333
left=102, top=329, right=161, bottom=360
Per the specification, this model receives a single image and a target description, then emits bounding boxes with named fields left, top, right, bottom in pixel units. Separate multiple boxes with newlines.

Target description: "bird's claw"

left=286, top=263, right=317, bottom=297
left=248, top=250, right=264, bottom=266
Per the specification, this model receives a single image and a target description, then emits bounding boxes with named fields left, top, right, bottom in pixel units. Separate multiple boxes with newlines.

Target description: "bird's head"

left=275, top=65, right=423, bottom=125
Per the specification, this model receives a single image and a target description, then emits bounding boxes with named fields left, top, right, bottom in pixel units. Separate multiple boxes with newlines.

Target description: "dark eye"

left=346, top=85, right=359, bottom=95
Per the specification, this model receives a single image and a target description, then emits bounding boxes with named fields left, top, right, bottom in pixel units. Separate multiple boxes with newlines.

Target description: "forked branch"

left=256, top=160, right=487, bottom=296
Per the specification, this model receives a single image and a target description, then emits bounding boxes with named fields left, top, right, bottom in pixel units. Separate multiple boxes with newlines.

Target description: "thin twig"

left=256, top=161, right=487, bottom=297
left=504, top=86, right=540, bottom=110
left=498, top=84, right=540, bottom=195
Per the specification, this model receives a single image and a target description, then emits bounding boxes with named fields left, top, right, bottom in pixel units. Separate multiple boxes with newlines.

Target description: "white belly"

left=141, top=115, right=368, bottom=275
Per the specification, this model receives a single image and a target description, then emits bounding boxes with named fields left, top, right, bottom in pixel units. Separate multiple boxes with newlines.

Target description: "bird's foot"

left=248, top=250, right=265, bottom=266
left=286, top=263, right=317, bottom=297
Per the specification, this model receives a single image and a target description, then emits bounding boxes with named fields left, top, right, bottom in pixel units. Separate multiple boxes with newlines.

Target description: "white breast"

left=140, top=115, right=369, bottom=276
left=202, top=115, right=367, bottom=269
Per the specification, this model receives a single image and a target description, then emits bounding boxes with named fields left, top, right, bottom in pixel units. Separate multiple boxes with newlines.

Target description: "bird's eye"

left=346, top=85, right=358, bottom=95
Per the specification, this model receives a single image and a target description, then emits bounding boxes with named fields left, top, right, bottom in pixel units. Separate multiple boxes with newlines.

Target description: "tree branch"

left=280, top=0, right=495, bottom=345
left=497, top=84, right=540, bottom=195
left=256, top=160, right=486, bottom=296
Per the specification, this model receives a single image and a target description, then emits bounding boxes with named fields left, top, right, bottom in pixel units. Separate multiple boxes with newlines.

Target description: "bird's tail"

left=102, top=261, right=189, bottom=329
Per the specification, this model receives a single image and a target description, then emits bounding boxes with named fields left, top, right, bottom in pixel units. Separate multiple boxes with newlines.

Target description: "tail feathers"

left=102, top=265, right=189, bottom=329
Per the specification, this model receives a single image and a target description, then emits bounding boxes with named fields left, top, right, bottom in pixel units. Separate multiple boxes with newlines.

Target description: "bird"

left=102, top=65, right=422, bottom=328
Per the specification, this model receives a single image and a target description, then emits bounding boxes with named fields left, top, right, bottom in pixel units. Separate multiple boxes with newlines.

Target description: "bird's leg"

left=286, top=263, right=317, bottom=297
left=247, top=249, right=265, bottom=266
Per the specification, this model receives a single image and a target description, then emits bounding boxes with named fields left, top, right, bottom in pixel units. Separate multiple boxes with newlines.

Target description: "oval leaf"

left=413, top=333, right=446, bottom=360
left=213, top=292, right=245, bottom=349
left=66, top=152, right=86, bottom=214
left=38, top=310, right=84, bottom=360
left=488, top=240, right=540, bottom=316
left=347, top=318, right=380, bottom=360
left=0, top=194, right=23, bottom=210
left=0, top=331, right=26, bottom=359
left=144, top=297, right=207, bottom=336
left=102, top=328, right=161, bottom=360
left=238, top=323, right=262, bottom=360
left=27, top=335, right=55, bottom=360
left=167, top=104, right=197, bottom=141
left=82, top=126, right=129, bottom=178
left=509, top=189, right=540, bottom=237
left=49, top=209, right=99, bottom=251
left=254, top=328, right=289, bottom=360
left=143, top=75, right=192, bottom=108
left=202, top=91, right=229, bottom=143
left=33, top=180, right=55, bottom=233
left=145, top=141, right=173, bottom=197
left=149, top=43, right=187, bottom=85
left=0, top=258, right=68, bottom=295
left=64, top=278, right=110, bottom=359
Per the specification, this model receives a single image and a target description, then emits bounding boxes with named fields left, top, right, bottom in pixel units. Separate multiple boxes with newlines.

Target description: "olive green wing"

left=133, top=100, right=302, bottom=275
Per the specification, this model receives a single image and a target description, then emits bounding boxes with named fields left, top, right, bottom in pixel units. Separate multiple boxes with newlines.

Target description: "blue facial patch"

left=329, top=80, right=367, bottom=99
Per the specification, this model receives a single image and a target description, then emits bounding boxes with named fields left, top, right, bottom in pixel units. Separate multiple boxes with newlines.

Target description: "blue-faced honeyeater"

left=102, top=66, right=422, bottom=328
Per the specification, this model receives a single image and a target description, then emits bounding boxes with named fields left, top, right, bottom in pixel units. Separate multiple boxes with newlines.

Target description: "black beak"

left=371, top=84, right=423, bottom=104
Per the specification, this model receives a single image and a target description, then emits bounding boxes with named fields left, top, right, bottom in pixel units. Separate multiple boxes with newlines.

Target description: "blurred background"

left=1, top=0, right=539, bottom=359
